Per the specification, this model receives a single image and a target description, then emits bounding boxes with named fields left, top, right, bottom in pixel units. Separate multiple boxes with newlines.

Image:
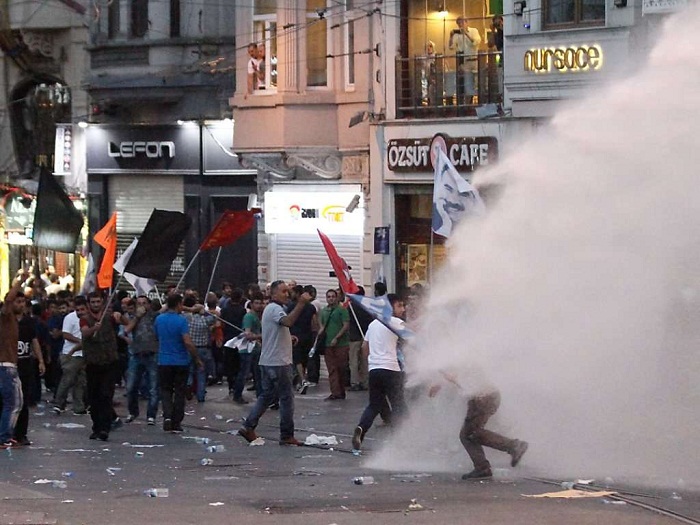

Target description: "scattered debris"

left=249, top=438, right=265, bottom=446
left=353, top=476, right=375, bottom=485
left=209, top=502, right=225, bottom=506
left=407, top=498, right=424, bottom=511
left=207, top=445, right=225, bottom=453
left=200, top=458, right=214, bottom=466
left=106, top=468, right=121, bottom=476
left=61, top=500, right=74, bottom=504
left=55, top=423, right=85, bottom=429
left=144, top=488, right=169, bottom=497
left=523, top=489, right=616, bottom=499
left=304, top=434, right=338, bottom=446
left=214, top=415, right=223, bottom=420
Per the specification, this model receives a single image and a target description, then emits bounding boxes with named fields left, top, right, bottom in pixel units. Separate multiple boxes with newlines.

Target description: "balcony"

left=395, top=52, right=503, bottom=119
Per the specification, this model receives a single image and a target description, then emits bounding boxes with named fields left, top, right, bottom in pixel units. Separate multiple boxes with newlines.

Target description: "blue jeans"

left=188, top=348, right=213, bottom=401
left=126, top=353, right=159, bottom=419
left=243, top=365, right=295, bottom=440
left=233, top=353, right=253, bottom=400
left=0, top=366, right=23, bottom=443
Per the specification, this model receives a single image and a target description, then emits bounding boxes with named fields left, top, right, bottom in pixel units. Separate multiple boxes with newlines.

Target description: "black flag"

left=32, top=168, right=84, bottom=253
left=124, top=209, right=191, bottom=281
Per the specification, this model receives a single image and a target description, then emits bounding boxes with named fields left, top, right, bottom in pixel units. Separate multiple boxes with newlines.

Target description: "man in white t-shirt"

left=449, top=16, right=482, bottom=104
left=52, top=297, right=88, bottom=415
left=245, top=43, right=260, bottom=98
left=351, top=294, right=407, bottom=451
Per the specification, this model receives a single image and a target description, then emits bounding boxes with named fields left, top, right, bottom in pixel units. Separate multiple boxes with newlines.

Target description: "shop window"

left=130, top=0, right=148, bottom=38
left=253, top=1, right=278, bottom=90
left=307, top=0, right=328, bottom=88
left=543, top=0, right=605, bottom=28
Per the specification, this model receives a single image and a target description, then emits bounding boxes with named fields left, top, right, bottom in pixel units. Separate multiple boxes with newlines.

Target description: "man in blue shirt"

left=154, top=294, right=202, bottom=433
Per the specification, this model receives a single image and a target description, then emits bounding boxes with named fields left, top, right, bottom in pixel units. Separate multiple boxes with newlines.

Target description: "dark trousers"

left=14, top=361, right=34, bottom=440
left=358, top=368, right=407, bottom=433
left=459, top=392, right=516, bottom=471
left=324, top=345, right=349, bottom=398
left=158, top=365, right=189, bottom=426
left=306, top=346, right=321, bottom=384
left=223, top=348, right=240, bottom=392
left=86, top=363, right=116, bottom=435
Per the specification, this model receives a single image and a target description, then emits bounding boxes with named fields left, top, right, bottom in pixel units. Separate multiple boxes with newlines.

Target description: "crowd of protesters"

left=0, top=271, right=526, bottom=480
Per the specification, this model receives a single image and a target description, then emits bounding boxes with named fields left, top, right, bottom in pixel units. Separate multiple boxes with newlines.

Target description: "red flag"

left=199, top=210, right=257, bottom=251
left=317, top=229, right=360, bottom=294
left=94, top=212, right=118, bottom=288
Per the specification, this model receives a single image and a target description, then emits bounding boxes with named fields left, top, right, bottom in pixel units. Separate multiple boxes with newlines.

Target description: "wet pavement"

left=1, top=382, right=697, bottom=525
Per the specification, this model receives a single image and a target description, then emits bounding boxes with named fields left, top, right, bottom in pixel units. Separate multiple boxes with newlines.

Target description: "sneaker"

left=461, top=468, right=493, bottom=480
left=111, top=418, right=123, bottom=430
left=51, top=406, right=65, bottom=415
left=171, top=424, right=184, bottom=433
left=89, top=432, right=99, bottom=440
left=237, top=427, right=258, bottom=443
left=232, top=397, right=249, bottom=405
left=510, top=440, right=529, bottom=467
left=349, top=384, right=362, bottom=392
left=352, top=426, right=363, bottom=451
left=324, top=395, right=345, bottom=401
left=13, top=437, right=32, bottom=447
left=163, top=419, right=173, bottom=432
left=147, top=417, right=156, bottom=426
left=279, top=437, right=302, bottom=446
left=297, top=383, right=308, bottom=395
left=125, top=415, right=137, bottom=423
left=97, top=431, right=109, bottom=442
left=72, top=410, right=88, bottom=416
left=0, top=441, right=13, bottom=449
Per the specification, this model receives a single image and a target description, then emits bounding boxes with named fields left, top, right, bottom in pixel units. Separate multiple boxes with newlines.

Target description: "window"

left=253, top=1, right=277, bottom=90
left=130, top=0, right=148, bottom=38
left=170, top=0, right=180, bottom=38
left=306, top=0, right=328, bottom=88
left=344, top=0, right=355, bottom=89
left=107, top=0, right=120, bottom=39
left=544, top=0, right=605, bottom=28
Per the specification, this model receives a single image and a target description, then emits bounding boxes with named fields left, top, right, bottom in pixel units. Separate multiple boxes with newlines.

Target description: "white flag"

left=79, top=254, right=96, bottom=296
left=432, top=148, right=485, bottom=237
left=114, top=238, right=156, bottom=296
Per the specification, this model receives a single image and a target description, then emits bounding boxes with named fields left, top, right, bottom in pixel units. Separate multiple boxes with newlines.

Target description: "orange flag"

left=94, top=212, right=118, bottom=288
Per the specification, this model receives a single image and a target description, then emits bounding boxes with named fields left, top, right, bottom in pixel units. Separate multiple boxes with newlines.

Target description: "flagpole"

left=206, top=247, right=222, bottom=297
left=99, top=273, right=124, bottom=324
left=429, top=230, right=435, bottom=284
left=175, top=249, right=201, bottom=291
left=348, top=302, right=365, bottom=340
left=210, top=312, right=243, bottom=332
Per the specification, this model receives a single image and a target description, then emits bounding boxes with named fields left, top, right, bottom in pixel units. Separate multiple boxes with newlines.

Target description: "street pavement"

left=1, top=381, right=697, bottom=525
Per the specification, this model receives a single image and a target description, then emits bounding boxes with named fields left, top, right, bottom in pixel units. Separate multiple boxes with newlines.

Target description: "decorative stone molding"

left=341, top=154, right=369, bottom=182
left=239, top=153, right=296, bottom=180
left=20, top=30, right=54, bottom=58
left=283, top=152, right=342, bottom=180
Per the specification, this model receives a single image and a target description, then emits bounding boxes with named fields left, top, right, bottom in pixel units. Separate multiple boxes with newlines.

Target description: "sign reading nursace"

left=524, top=44, right=603, bottom=73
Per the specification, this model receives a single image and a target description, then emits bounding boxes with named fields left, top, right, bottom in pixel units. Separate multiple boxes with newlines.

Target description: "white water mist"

left=369, top=5, right=700, bottom=487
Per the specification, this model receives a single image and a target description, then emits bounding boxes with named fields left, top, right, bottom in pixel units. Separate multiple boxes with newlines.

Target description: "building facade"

left=231, top=1, right=374, bottom=293
left=0, top=0, right=89, bottom=295
left=84, top=0, right=256, bottom=293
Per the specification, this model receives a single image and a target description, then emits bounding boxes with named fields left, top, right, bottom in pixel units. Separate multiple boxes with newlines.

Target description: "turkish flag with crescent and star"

left=199, top=209, right=259, bottom=251
left=317, top=229, right=360, bottom=295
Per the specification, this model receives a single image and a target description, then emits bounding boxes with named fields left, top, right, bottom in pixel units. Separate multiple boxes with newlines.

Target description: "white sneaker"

left=147, top=417, right=156, bottom=426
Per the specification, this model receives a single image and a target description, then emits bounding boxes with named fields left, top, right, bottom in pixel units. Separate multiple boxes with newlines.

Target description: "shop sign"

left=53, top=125, right=72, bottom=175
left=264, top=191, right=364, bottom=235
left=523, top=44, right=603, bottom=74
left=387, top=135, right=497, bottom=173
left=86, top=125, right=200, bottom=172
left=4, top=194, right=36, bottom=231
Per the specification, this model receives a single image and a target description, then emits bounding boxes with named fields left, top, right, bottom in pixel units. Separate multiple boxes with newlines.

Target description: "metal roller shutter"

left=108, top=176, right=184, bottom=233
left=108, top=175, right=186, bottom=292
left=273, top=233, right=362, bottom=295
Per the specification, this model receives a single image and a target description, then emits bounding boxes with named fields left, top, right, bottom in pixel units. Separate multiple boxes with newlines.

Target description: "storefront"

left=264, top=185, right=364, bottom=294
left=86, top=122, right=257, bottom=294
left=369, top=119, right=536, bottom=294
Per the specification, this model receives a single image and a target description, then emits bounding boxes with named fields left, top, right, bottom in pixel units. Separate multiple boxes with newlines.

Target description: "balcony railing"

left=395, top=52, right=503, bottom=119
